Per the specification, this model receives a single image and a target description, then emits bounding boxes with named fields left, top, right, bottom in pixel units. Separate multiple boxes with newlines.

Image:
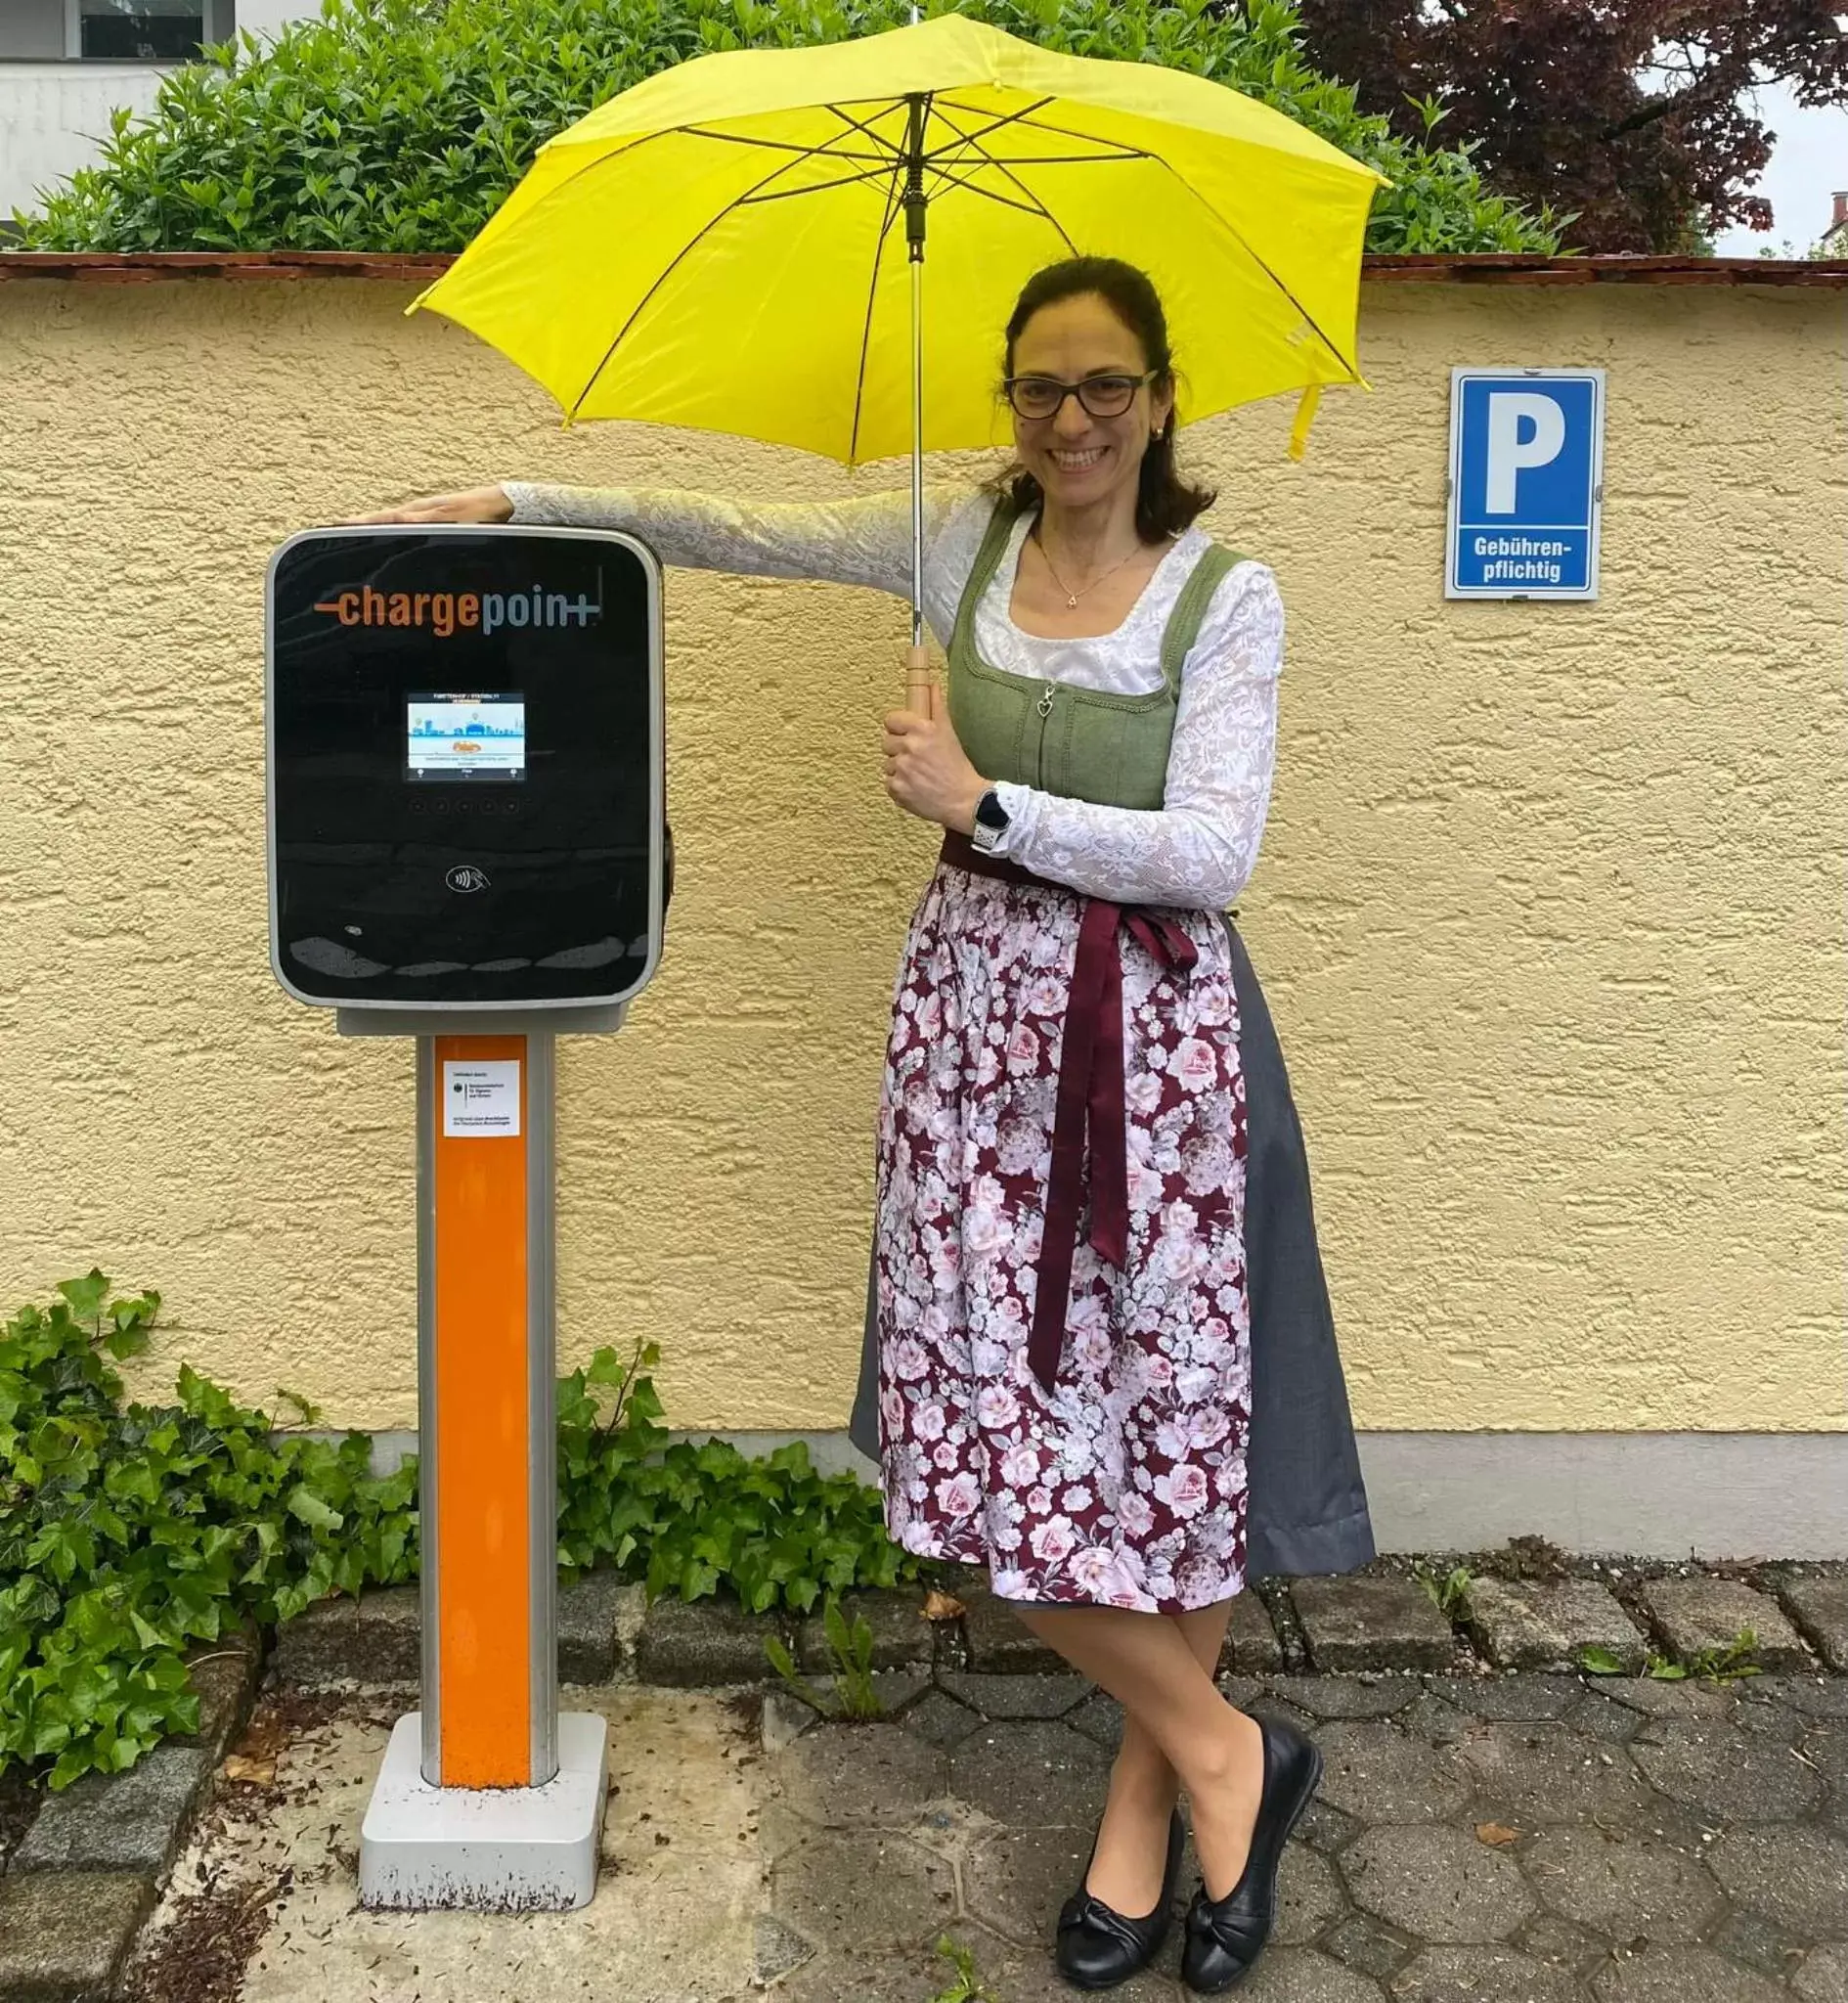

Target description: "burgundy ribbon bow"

left=938, top=830, right=1199, bottom=1394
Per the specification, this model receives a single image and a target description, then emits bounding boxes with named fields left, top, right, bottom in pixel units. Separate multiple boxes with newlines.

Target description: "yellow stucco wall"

left=1, top=274, right=1840, bottom=1436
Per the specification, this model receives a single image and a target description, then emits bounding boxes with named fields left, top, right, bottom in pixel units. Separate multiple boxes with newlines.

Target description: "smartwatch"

left=971, top=786, right=1010, bottom=853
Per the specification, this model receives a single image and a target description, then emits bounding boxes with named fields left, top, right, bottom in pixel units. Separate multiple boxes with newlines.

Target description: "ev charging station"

left=265, top=523, right=668, bottom=1910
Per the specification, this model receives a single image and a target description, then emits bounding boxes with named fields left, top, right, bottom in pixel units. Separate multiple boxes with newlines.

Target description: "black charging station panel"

left=267, top=525, right=665, bottom=1011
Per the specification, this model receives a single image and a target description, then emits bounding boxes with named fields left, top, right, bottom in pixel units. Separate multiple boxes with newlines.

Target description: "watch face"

left=976, top=791, right=1009, bottom=830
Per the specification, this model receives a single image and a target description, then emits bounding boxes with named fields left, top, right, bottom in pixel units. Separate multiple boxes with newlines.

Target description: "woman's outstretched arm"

left=500, top=479, right=973, bottom=601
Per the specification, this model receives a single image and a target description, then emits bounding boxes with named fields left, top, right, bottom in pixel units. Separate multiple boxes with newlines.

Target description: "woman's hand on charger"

left=338, top=485, right=513, bottom=525
left=884, top=681, right=988, bottom=836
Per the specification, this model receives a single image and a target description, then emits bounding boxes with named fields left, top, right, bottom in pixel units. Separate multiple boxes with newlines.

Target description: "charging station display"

left=407, top=693, right=528, bottom=782
left=266, top=528, right=665, bottom=1011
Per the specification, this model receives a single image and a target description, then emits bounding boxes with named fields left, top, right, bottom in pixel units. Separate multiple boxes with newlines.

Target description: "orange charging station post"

left=266, top=522, right=667, bottom=1910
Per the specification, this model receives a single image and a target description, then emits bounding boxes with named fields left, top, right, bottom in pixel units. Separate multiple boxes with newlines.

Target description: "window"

left=79, top=3, right=206, bottom=60
left=0, top=1, right=235, bottom=61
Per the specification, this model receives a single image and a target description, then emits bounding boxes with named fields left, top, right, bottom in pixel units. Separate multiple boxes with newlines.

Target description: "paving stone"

left=1295, top=1794, right=1364, bottom=1856
left=1515, top=1911, right=1610, bottom=1974
left=1769, top=1676, right=1848, bottom=1719
left=1386, top=1943, right=1581, bottom=2003
left=1291, top=1577, right=1458, bottom=1673
left=1629, top=1717, right=1824, bottom=1823
left=173, top=1632, right=262, bottom=1763
left=633, top=1592, right=791, bottom=1685
left=1703, top=1825, right=1848, bottom=1937
left=1635, top=1579, right=1813, bottom=1674
left=1590, top=1942, right=1789, bottom=2002
left=11, top=1745, right=210, bottom=1880
left=936, top=1672, right=1090, bottom=1720
left=1705, top=1905, right=1812, bottom=1983
left=1320, top=1908, right=1415, bottom=1979
left=1802, top=1719, right=1848, bottom=1839
left=556, top=1568, right=643, bottom=1683
left=1339, top=1824, right=1536, bottom=1941
left=1460, top=1578, right=1649, bottom=1673
left=268, top=1584, right=420, bottom=1686
left=1220, top=1584, right=1287, bottom=1673
left=1563, top=1688, right=1649, bottom=1744
left=0, top=1871, right=151, bottom=2002
left=956, top=1581, right=1070, bottom=1673
left=1309, top=1720, right=1474, bottom=1825
left=1219, top=1946, right=1386, bottom=2001
left=769, top=1720, right=950, bottom=1829
left=773, top=1944, right=958, bottom=2003
left=753, top=1911, right=817, bottom=1983
left=770, top=1827, right=958, bottom=1951
left=1065, top=1689, right=1124, bottom=1754
left=900, top=1688, right=985, bottom=1752
left=1425, top=1672, right=1585, bottom=1720
left=1519, top=1824, right=1724, bottom=1937
left=1395, top=1691, right=1471, bottom=1745
left=1795, top=1942, right=1848, bottom=2001
left=1258, top=1674, right=1421, bottom=1719
left=947, top=1719, right=1110, bottom=1828
left=1451, top=1720, right=1663, bottom=1828
left=779, top=1669, right=933, bottom=1720
left=761, top=1689, right=818, bottom=1754
left=791, top=1589, right=936, bottom=1675
left=1777, top=1578, right=1848, bottom=1674
left=1606, top=1677, right=1734, bottom=1720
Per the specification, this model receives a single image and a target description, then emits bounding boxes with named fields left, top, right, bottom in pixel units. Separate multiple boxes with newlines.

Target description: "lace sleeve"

left=987, top=560, right=1284, bottom=909
left=500, top=478, right=972, bottom=602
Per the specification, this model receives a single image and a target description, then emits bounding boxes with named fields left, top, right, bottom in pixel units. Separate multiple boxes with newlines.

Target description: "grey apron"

left=848, top=911, right=1376, bottom=1582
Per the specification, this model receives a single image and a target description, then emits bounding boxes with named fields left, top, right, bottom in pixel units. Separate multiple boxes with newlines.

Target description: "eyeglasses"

left=1002, top=372, right=1160, bottom=421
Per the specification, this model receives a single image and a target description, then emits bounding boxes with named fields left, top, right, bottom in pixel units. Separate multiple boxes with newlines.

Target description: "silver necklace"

left=1031, top=525, right=1144, bottom=609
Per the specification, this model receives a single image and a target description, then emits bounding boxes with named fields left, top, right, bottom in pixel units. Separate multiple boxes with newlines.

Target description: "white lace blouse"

left=499, top=479, right=1284, bottom=910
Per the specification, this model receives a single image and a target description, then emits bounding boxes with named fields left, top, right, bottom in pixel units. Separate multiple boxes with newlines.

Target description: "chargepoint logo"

left=312, top=583, right=601, bottom=639
left=446, top=866, right=491, bottom=894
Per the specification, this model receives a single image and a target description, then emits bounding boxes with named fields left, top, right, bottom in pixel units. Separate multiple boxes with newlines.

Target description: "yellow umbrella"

left=404, top=8, right=1386, bottom=700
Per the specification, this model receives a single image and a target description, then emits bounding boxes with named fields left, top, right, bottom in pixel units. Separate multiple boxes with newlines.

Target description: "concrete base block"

left=358, top=1712, right=608, bottom=1912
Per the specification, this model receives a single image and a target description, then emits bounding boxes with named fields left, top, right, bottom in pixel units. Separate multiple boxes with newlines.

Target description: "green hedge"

left=10, top=0, right=1564, bottom=253
left=0, top=1272, right=923, bottom=1791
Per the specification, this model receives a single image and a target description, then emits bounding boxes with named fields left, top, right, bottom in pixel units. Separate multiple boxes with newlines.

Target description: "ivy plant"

left=0, top=1271, right=925, bottom=1793
left=9, top=0, right=1566, bottom=254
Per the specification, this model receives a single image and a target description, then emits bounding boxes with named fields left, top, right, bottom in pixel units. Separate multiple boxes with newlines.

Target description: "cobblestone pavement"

left=758, top=1667, right=1848, bottom=2002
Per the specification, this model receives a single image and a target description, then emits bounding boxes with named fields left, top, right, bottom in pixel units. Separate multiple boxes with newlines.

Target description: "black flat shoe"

left=1179, top=1714, right=1323, bottom=1994
left=1054, top=1802, right=1185, bottom=1990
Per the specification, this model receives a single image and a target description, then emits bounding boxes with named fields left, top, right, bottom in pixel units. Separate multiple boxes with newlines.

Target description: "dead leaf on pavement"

left=923, top=1590, right=966, bottom=1621
left=1474, top=1821, right=1520, bottom=1847
left=223, top=1756, right=277, bottom=1785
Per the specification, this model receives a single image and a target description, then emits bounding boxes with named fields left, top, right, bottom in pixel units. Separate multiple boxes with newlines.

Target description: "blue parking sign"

left=1447, top=368, right=1604, bottom=600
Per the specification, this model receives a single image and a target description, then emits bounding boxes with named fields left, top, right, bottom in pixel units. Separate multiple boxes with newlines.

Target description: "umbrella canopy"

left=404, top=11, right=1386, bottom=466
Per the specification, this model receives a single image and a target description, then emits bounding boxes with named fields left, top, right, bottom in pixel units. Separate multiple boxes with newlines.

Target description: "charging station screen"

left=407, top=692, right=526, bottom=781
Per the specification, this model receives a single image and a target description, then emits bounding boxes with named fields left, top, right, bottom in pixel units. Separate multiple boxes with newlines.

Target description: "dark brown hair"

left=985, top=255, right=1217, bottom=544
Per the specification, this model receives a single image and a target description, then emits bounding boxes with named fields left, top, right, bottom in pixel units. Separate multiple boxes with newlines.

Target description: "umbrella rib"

left=920, top=105, right=1081, bottom=255
left=568, top=147, right=845, bottom=422
left=938, top=103, right=1353, bottom=375
left=847, top=168, right=907, bottom=467
left=680, top=124, right=894, bottom=163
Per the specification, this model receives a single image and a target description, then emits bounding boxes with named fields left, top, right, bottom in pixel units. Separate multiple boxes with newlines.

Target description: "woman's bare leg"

left=1014, top=1598, right=1266, bottom=1907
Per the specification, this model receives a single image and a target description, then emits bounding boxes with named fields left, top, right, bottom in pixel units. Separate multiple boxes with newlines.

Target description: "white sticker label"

left=442, top=1060, right=521, bottom=1137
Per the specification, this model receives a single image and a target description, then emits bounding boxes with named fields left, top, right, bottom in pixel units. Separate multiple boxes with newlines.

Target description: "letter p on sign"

left=1484, top=393, right=1567, bottom=513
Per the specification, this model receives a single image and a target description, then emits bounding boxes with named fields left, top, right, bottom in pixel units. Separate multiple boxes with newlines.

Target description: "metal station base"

left=358, top=1712, right=610, bottom=1911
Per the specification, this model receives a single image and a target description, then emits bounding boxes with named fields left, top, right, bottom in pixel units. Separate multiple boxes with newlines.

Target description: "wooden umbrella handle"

left=905, top=641, right=934, bottom=715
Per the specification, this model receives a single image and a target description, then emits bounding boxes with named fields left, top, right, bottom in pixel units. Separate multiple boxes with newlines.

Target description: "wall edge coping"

left=1, top=249, right=1844, bottom=287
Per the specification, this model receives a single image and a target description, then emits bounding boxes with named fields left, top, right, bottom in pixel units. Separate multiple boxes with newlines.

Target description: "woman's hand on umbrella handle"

left=883, top=680, right=986, bottom=834
left=335, top=485, right=514, bottom=525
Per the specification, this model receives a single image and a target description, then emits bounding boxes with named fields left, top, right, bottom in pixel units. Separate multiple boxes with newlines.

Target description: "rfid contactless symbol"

left=445, top=865, right=491, bottom=893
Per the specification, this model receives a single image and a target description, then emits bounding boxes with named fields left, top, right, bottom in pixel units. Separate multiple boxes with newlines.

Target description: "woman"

left=347, top=254, right=1374, bottom=1994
